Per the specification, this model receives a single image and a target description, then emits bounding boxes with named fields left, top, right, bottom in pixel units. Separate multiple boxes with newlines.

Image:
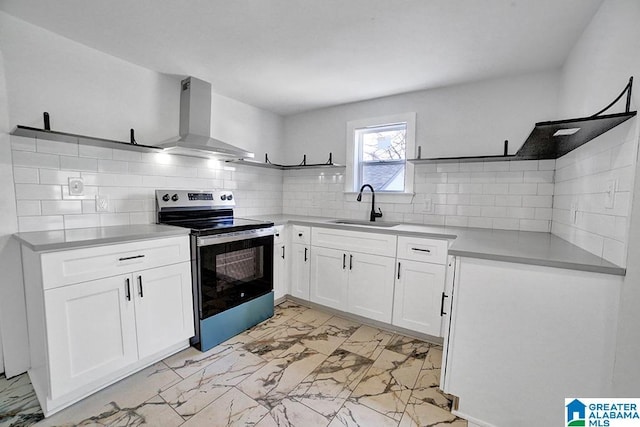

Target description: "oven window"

left=198, top=236, right=273, bottom=318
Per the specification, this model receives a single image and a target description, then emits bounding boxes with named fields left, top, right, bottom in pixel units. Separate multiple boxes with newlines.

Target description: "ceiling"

left=0, top=0, right=603, bottom=116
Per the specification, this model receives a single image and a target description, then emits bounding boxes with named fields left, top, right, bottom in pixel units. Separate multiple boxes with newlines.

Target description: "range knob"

left=227, top=194, right=233, bottom=201
left=171, top=194, right=179, bottom=202
left=221, top=194, right=227, bottom=201
left=162, top=194, right=170, bottom=202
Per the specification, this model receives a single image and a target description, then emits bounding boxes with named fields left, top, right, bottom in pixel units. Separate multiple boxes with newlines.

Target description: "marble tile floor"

left=0, top=300, right=466, bottom=427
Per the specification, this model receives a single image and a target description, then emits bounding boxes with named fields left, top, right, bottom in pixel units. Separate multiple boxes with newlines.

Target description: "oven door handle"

left=197, top=228, right=275, bottom=246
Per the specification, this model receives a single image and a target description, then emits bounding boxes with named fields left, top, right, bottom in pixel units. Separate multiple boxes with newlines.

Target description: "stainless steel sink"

left=330, top=219, right=400, bottom=228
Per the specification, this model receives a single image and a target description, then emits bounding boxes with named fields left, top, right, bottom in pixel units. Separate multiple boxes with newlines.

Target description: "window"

left=346, top=113, right=416, bottom=193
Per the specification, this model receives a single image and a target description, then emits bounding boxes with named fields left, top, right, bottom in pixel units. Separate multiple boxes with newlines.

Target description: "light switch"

left=96, top=195, right=109, bottom=212
left=605, top=179, right=617, bottom=209
left=68, top=177, right=84, bottom=196
left=423, top=198, right=433, bottom=213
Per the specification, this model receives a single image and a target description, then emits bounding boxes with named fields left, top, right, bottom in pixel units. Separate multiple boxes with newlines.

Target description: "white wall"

left=0, top=47, right=30, bottom=377
left=556, top=0, right=640, bottom=397
left=283, top=71, right=560, bottom=165
left=0, top=11, right=285, bottom=376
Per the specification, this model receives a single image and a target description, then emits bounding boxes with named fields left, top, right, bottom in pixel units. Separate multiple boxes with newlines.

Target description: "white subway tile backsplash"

left=15, top=184, right=62, bottom=200
left=39, top=169, right=80, bottom=185
left=436, top=163, right=460, bottom=173
left=459, top=162, right=484, bottom=172
left=492, top=218, right=519, bottom=230
left=12, top=150, right=59, bottom=169
left=445, top=216, right=468, bottom=227
left=481, top=206, right=508, bottom=217
left=100, top=213, right=131, bottom=226
left=519, top=219, right=550, bottom=232
left=60, top=156, right=98, bottom=172
left=41, top=200, right=82, bottom=215
left=469, top=195, right=495, bottom=206
left=508, top=183, right=538, bottom=195
left=16, top=201, right=41, bottom=216
left=534, top=208, right=553, bottom=221
left=457, top=205, right=482, bottom=217
left=495, top=171, right=523, bottom=183
left=603, top=238, right=626, bottom=267
left=458, top=183, right=483, bottom=194
left=483, top=161, right=510, bottom=172
left=13, top=167, right=39, bottom=184
left=467, top=216, right=493, bottom=228
left=537, top=183, right=555, bottom=195
left=506, top=207, right=535, bottom=219
left=98, top=159, right=128, bottom=173
left=524, top=170, right=554, bottom=183
left=36, top=139, right=78, bottom=156
left=482, top=183, right=508, bottom=194
left=495, top=195, right=522, bottom=207
left=509, top=160, right=538, bottom=171
left=18, top=215, right=64, bottom=232
left=64, top=214, right=101, bottom=229
left=79, top=144, right=113, bottom=159
left=538, top=159, right=556, bottom=171
left=436, top=183, right=458, bottom=193
left=11, top=136, right=36, bottom=152
left=522, top=195, right=553, bottom=208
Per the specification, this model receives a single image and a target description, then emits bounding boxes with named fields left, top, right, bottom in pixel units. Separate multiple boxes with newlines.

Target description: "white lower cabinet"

left=21, top=236, right=194, bottom=416
left=309, top=246, right=348, bottom=311
left=347, top=252, right=395, bottom=323
left=273, top=242, right=287, bottom=300
left=393, top=259, right=445, bottom=336
left=310, top=245, right=395, bottom=323
left=290, top=243, right=310, bottom=300
left=45, top=274, right=138, bottom=400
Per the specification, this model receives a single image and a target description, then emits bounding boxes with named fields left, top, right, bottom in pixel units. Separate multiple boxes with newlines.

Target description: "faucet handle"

left=374, top=208, right=383, bottom=218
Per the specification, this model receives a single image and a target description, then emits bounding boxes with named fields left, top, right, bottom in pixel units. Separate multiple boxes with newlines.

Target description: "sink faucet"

left=357, top=184, right=383, bottom=222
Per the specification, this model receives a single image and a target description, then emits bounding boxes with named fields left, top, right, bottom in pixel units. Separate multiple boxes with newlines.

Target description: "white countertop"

left=248, top=214, right=625, bottom=276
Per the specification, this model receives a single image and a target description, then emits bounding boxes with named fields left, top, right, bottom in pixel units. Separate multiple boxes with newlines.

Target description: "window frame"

left=346, top=112, right=416, bottom=194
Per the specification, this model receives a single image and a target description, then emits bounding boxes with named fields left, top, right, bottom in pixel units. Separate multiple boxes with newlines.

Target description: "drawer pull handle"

left=349, top=254, right=353, bottom=270
left=138, top=275, right=144, bottom=298
left=440, top=292, right=448, bottom=316
left=343, top=253, right=346, bottom=270
left=282, top=246, right=285, bottom=259
left=411, top=247, right=431, bottom=253
left=397, top=262, right=401, bottom=279
left=304, top=247, right=308, bottom=262
left=119, top=254, right=145, bottom=261
left=125, top=278, right=131, bottom=301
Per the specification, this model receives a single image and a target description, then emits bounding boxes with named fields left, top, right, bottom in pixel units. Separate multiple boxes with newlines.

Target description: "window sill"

left=343, top=192, right=415, bottom=204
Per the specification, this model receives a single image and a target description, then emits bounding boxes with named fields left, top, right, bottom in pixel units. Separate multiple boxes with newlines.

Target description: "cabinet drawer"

left=312, top=227, right=397, bottom=257
left=41, top=236, right=191, bottom=289
left=273, top=225, right=286, bottom=245
left=397, top=236, right=448, bottom=265
left=291, top=225, right=311, bottom=245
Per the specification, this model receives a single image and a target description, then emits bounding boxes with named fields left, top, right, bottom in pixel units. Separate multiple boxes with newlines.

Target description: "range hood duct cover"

left=158, top=77, right=254, bottom=159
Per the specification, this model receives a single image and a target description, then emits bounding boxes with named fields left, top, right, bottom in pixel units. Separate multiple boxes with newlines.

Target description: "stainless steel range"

left=156, top=189, right=275, bottom=351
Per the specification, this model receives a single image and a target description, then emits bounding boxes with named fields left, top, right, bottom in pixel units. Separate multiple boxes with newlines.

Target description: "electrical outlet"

left=570, top=201, right=578, bottom=225
left=423, top=198, right=433, bottom=213
left=68, top=177, right=84, bottom=196
left=96, top=195, right=109, bottom=212
left=605, top=179, right=617, bottom=209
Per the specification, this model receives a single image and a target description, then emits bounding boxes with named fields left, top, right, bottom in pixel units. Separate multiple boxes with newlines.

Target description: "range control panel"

left=155, top=189, right=235, bottom=209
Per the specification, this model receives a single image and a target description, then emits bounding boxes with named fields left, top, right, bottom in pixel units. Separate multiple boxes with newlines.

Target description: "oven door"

left=195, top=233, right=274, bottom=319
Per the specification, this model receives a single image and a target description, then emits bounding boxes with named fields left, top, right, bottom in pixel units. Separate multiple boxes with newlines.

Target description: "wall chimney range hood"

left=157, top=77, right=254, bottom=159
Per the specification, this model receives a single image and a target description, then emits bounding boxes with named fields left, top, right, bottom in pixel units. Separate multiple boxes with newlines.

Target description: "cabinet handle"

left=138, top=275, right=144, bottom=298
left=298, top=233, right=303, bottom=237
left=275, top=233, right=280, bottom=237
left=440, top=292, right=448, bottom=316
left=304, top=247, right=308, bottom=262
left=119, top=254, right=145, bottom=261
left=282, top=246, right=285, bottom=259
left=349, top=254, right=353, bottom=270
left=397, top=262, right=401, bottom=279
left=343, top=253, right=346, bottom=269
left=411, top=247, right=431, bottom=253
left=125, top=278, right=131, bottom=301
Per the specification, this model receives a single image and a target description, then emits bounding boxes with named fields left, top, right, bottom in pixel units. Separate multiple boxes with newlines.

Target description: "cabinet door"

left=45, top=274, right=138, bottom=399
left=134, top=262, right=194, bottom=359
left=309, top=246, right=348, bottom=311
left=290, top=244, right=311, bottom=300
left=273, top=243, right=287, bottom=301
left=393, top=259, right=446, bottom=336
left=347, top=253, right=395, bottom=323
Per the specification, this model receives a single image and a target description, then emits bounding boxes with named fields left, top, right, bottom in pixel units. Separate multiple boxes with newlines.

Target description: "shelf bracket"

left=590, top=76, right=633, bottom=117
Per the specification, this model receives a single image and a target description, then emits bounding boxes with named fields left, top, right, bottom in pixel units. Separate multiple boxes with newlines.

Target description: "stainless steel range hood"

left=158, top=77, right=254, bottom=159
